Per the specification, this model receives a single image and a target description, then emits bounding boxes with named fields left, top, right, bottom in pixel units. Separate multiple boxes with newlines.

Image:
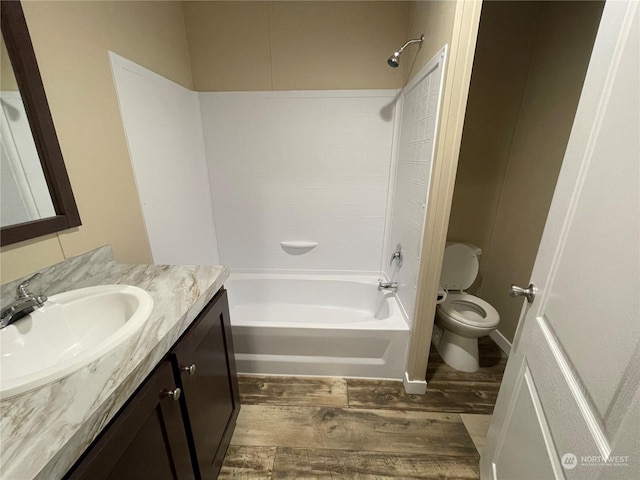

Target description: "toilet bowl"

left=435, top=243, right=499, bottom=372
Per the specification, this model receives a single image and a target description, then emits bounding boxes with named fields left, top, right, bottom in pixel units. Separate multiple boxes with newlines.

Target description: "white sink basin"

left=0, top=285, right=154, bottom=399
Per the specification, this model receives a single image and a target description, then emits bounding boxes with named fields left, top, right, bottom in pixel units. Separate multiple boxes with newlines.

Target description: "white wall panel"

left=201, top=90, right=396, bottom=272
left=384, top=50, right=446, bottom=326
left=110, top=53, right=220, bottom=265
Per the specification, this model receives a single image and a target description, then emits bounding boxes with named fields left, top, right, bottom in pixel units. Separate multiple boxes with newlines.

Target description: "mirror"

left=1, top=36, right=55, bottom=227
left=0, top=0, right=80, bottom=246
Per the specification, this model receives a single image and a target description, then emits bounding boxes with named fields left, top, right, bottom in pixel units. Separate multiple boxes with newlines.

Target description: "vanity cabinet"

left=65, top=288, right=239, bottom=480
left=65, top=360, right=193, bottom=480
left=170, top=288, right=240, bottom=478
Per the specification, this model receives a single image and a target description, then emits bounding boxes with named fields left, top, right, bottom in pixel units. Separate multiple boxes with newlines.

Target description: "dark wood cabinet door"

left=171, top=288, right=240, bottom=479
left=65, top=361, right=194, bottom=480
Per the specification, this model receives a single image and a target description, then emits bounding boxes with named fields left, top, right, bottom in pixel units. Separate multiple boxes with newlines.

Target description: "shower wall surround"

left=200, top=91, right=397, bottom=272
left=112, top=48, right=446, bottom=322
left=112, top=53, right=397, bottom=272
left=110, top=53, right=220, bottom=265
left=384, top=48, right=446, bottom=325
left=112, top=49, right=446, bottom=327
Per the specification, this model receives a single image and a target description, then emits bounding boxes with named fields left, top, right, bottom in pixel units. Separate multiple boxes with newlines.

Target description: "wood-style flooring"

left=220, top=337, right=507, bottom=479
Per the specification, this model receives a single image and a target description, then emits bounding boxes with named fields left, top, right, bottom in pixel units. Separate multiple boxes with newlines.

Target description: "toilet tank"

left=440, top=243, right=481, bottom=290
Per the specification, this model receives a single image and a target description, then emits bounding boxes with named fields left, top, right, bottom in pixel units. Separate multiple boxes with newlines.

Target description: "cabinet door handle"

left=180, top=364, right=197, bottom=376
left=161, top=387, right=181, bottom=401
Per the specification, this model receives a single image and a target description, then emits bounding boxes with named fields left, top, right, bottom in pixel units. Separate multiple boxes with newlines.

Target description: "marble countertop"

left=0, top=246, right=229, bottom=479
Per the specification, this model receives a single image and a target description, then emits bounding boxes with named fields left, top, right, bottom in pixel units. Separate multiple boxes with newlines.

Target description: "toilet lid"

left=440, top=243, right=479, bottom=290
left=438, top=293, right=500, bottom=328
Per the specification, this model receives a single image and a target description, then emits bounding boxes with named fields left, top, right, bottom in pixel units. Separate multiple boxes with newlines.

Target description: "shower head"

left=387, top=52, right=401, bottom=68
left=387, top=34, right=424, bottom=68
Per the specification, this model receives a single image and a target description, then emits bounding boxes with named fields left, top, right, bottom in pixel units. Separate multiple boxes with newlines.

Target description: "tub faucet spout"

left=378, top=280, right=398, bottom=292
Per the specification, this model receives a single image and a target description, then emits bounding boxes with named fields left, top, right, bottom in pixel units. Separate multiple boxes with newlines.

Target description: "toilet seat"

left=438, top=292, right=500, bottom=329
left=434, top=242, right=501, bottom=372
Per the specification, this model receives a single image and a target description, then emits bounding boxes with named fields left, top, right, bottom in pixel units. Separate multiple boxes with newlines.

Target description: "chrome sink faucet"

left=378, top=280, right=399, bottom=292
left=0, top=273, right=48, bottom=329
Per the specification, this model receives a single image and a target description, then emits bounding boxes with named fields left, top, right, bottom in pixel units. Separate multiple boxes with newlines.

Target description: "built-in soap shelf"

left=280, top=241, right=318, bottom=255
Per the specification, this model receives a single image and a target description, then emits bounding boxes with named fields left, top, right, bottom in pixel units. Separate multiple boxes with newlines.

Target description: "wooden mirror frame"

left=1, top=0, right=81, bottom=246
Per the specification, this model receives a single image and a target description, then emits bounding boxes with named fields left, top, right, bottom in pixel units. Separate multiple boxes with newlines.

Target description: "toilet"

left=435, top=242, right=500, bottom=373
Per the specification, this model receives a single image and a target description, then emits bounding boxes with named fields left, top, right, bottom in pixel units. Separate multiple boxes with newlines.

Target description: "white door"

left=481, top=2, right=639, bottom=479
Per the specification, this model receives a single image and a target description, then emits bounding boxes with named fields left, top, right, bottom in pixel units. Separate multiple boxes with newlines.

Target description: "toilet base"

left=435, top=330, right=479, bottom=373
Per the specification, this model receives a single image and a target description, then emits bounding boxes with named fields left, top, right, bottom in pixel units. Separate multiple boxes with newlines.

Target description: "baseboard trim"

left=403, top=371, right=427, bottom=395
left=490, top=329, right=511, bottom=356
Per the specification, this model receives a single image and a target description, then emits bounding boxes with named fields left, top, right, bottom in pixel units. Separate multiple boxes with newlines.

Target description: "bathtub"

left=225, top=273, right=410, bottom=379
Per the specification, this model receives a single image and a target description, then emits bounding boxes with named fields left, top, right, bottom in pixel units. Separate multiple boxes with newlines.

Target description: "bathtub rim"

left=226, top=271, right=410, bottom=328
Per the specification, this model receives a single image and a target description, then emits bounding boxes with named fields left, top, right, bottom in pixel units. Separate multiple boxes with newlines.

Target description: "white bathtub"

left=226, top=273, right=410, bottom=379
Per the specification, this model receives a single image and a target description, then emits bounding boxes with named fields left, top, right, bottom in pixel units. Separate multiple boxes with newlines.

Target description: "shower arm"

left=396, top=35, right=424, bottom=54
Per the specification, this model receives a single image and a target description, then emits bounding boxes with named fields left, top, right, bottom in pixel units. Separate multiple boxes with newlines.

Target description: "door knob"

left=161, top=387, right=181, bottom=401
left=510, top=284, right=536, bottom=303
left=180, top=364, right=197, bottom=376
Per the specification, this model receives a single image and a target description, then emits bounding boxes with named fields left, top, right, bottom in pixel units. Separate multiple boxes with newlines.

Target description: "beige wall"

left=404, top=0, right=456, bottom=86
left=447, top=2, right=541, bottom=292
left=449, top=1, right=603, bottom=342
left=183, top=1, right=409, bottom=91
left=1, top=1, right=194, bottom=283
